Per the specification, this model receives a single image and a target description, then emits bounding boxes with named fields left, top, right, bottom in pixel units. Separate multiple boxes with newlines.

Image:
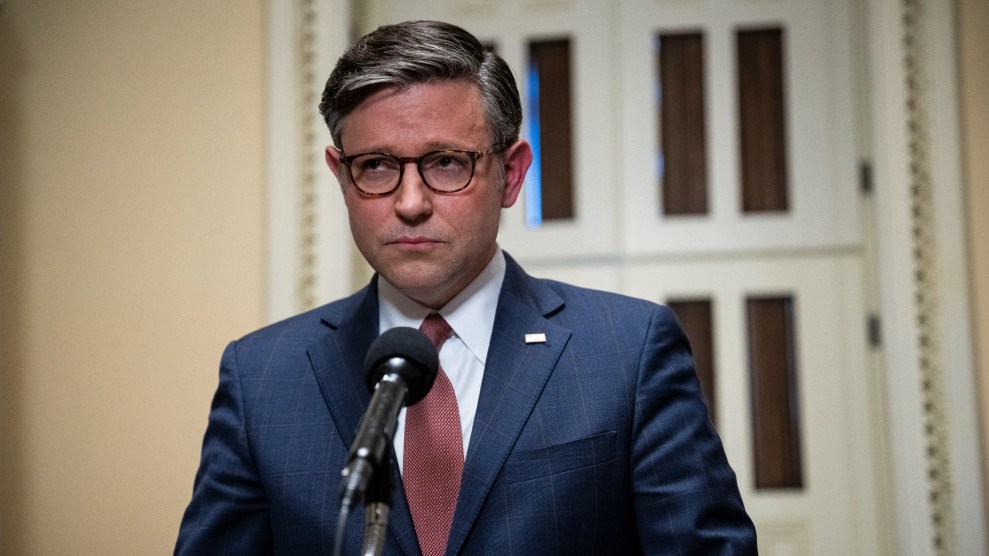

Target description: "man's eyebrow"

left=346, top=142, right=479, bottom=155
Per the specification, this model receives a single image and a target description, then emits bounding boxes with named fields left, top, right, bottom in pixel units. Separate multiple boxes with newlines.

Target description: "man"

left=176, top=20, right=756, bottom=555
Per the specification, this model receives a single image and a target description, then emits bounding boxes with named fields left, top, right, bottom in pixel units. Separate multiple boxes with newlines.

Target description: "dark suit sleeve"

left=631, top=306, right=757, bottom=554
left=175, top=341, right=273, bottom=555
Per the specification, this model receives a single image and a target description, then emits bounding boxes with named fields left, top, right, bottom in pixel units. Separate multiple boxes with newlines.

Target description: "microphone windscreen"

left=363, top=327, right=439, bottom=405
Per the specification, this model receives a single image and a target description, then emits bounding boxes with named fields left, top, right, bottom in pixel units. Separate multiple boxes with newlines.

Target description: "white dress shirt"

left=378, top=249, right=506, bottom=473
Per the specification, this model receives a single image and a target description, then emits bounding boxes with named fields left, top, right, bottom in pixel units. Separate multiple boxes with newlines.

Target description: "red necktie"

left=404, top=314, right=463, bottom=556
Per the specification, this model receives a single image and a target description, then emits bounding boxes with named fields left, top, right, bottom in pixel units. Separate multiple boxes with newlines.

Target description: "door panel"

left=625, top=255, right=881, bottom=554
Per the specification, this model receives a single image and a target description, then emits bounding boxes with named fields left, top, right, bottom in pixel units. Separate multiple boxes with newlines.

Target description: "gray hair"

left=318, top=20, right=523, bottom=150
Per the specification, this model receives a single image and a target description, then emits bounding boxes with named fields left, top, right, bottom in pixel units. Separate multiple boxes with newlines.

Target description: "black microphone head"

left=363, top=326, right=439, bottom=406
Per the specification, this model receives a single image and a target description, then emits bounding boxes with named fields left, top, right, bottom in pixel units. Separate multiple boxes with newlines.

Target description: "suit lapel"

left=445, top=257, right=571, bottom=555
left=306, top=279, right=421, bottom=556
left=307, top=282, right=378, bottom=454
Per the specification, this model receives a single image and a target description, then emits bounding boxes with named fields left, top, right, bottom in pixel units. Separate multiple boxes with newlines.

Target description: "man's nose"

left=392, top=162, right=432, bottom=220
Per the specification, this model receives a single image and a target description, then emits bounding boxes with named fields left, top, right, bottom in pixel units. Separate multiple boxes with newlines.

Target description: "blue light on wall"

left=525, top=62, right=543, bottom=229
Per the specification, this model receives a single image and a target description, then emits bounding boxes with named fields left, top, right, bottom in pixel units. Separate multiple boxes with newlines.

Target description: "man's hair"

left=318, top=20, right=523, bottom=150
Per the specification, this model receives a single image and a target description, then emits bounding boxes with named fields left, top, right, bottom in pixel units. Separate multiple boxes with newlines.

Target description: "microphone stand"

left=332, top=452, right=395, bottom=556
left=359, top=456, right=393, bottom=556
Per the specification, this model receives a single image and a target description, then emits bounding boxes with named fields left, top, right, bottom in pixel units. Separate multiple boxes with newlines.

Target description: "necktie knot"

left=420, top=313, right=452, bottom=351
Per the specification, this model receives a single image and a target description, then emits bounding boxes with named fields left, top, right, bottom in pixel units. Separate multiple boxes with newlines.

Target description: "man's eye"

left=356, top=156, right=397, bottom=173
left=425, top=153, right=469, bottom=172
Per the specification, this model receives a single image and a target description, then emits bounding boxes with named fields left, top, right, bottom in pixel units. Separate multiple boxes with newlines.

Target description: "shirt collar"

left=378, top=248, right=506, bottom=365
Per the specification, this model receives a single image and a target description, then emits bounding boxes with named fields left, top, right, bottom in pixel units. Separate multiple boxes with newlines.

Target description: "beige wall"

left=0, top=1, right=266, bottom=554
left=959, top=0, right=989, bottom=521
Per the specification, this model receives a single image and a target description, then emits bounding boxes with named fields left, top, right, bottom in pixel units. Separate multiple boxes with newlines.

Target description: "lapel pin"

left=525, top=333, right=547, bottom=344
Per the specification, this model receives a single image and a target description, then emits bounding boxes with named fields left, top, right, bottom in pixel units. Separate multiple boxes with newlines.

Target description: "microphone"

left=338, top=326, right=439, bottom=511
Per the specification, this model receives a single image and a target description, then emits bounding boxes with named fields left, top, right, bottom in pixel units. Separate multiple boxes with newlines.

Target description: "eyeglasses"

left=339, top=148, right=499, bottom=196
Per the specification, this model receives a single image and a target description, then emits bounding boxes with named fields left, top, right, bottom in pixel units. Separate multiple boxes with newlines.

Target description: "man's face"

left=326, top=80, right=532, bottom=309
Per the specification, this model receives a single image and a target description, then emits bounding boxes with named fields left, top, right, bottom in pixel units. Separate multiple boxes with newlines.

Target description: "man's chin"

left=379, top=266, right=444, bottom=297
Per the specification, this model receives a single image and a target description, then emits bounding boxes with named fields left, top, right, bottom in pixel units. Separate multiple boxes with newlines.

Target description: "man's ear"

left=500, top=140, right=533, bottom=208
left=325, top=146, right=344, bottom=183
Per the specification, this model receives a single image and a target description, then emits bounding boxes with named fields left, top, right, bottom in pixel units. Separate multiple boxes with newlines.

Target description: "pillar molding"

left=870, top=0, right=986, bottom=553
left=267, top=0, right=353, bottom=322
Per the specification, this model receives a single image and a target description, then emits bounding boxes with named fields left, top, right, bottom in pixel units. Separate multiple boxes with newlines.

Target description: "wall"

left=959, top=0, right=989, bottom=523
left=0, top=1, right=266, bottom=554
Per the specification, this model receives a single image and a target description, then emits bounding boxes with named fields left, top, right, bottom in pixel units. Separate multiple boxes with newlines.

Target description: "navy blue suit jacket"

left=176, top=254, right=756, bottom=554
